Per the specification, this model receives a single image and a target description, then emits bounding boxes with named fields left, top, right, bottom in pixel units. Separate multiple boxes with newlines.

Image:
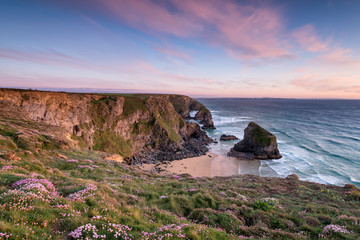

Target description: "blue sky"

left=1, top=0, right=359, bottom=98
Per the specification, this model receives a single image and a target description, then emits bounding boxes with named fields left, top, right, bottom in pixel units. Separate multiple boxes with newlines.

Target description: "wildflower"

left=67, top=159, right=78, bottom=163
left=67, top=184, right=97, bottom=201
left=319, top=224, right=351, bottom=238
left=185, top=188, right=198, bottom=192
left=12, top=178, right=58, bottom=196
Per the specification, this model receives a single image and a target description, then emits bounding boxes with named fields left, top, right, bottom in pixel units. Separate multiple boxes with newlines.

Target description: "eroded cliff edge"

left=0, top=89, right=214, bottom=163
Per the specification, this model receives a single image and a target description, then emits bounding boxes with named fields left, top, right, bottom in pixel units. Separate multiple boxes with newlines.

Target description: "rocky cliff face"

left=0, top=89, right=212, bottom=163
left=168, top=95, right=216, bottom=129
left=229, top=122, right=282, bottom=160
left=168, top=95, right=204, bottom=119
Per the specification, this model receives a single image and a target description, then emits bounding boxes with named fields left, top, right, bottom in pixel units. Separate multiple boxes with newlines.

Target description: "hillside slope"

left=0, top=89, right=359, bottom=239
left=0, top=89, right=212, bottom=163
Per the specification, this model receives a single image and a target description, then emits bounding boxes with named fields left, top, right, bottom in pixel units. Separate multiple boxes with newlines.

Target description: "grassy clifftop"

left=0, top=148, right=359, bottom=239
left=0, top=101, right=359, bottom=239
left=0, top=89, right=359, bottom=239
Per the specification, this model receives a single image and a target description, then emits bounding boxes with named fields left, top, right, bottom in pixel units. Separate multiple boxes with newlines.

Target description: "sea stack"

left=194, top=108, right=216, bottom=129
left=229, top=122, right=282, bottom=160
left=220, top=134, right=238, bottom=141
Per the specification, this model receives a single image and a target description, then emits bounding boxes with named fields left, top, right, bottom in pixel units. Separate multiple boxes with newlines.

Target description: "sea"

left=196, top=98, right=360, bottom=187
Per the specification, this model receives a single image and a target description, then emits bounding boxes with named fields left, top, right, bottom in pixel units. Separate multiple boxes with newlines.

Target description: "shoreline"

left=142, top=151, right=267, bottom=178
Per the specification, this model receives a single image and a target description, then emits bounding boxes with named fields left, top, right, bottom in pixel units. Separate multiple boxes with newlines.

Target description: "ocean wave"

left=307, top=174, right=344, bottom=185
left=349, top=175, right=360, bottom=184
left=338, top=135, right=360, bottom=143
left=213, top=116, right=251, bottom=126
left=200, top=98, right=360, bottom=187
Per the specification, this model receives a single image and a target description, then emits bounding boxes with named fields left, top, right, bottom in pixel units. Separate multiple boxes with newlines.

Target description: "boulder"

left=105, top=153, right=124, bottom=162
left=194, top=108, right=212, bottom=121
left=220, top=134, right=238, bottom=141
left=229, top=122, right=282, bottom=160
left=200, top=119, right=216, bottom=130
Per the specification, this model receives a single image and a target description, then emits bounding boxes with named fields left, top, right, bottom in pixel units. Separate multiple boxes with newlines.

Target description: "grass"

left=249, top=122, right=276, bottom=146
left=0, top=146, right=359, bottom=239
left=1, top=90, right=359, bottom=239
left=122, top=96, right=148, bottom=117
left=93, top=130, right=133, bottom=158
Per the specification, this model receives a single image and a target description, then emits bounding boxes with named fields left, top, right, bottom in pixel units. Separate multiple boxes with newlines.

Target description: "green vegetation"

left=122, top=96, right=148, bottom=117
left=156, top=118, right=182, bottom=143
left=1, top=90, right=359, bottom=239
left=253, top=200, right=276, bottom=212
left=1, top=115, right=360, bottom=239
left=93, top=130, right=132, bottom=158
left=249, top=122, right=276, bottom=146
left=1, top=143, right=359, bottom=239
left=168, top=95, right=204, bottom=117
left=90, top=96, right=116, bottom=105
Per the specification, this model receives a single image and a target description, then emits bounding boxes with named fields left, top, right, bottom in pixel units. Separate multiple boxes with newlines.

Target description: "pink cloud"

left=175, top=0, right=289, bottom=58
left=0, top=48, right=80, bottom=65
left=316, top=47, right=360, bottom=66
left=101, top=0, right=202, bottom=38
left=291, top=73, right=360, bottom=93
left=291, top=24, right=329, bottom=52
left=154, top=47, right=191, bottom=61
left=98, top=0, right=290, bottom=59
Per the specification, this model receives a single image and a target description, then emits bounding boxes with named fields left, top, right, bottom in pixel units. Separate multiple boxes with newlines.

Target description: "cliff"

left=229, top=122, right=282, bottom=160
left=0, top=89, right=212, bottom=163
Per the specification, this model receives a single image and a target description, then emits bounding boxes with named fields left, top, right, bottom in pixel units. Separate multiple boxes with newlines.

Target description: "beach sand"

left=142, top=152, right=264, bottom=177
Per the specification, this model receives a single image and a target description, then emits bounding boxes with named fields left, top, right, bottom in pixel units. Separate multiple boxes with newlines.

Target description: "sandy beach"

left=142, top=152, right=264, bottom=177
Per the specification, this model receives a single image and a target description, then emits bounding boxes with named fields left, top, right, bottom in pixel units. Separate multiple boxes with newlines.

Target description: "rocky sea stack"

left=194, top=108, right=216, bottom=129
left=220, top=134, right=238, bottom=141
left=229, top=122, right=282, bottom=160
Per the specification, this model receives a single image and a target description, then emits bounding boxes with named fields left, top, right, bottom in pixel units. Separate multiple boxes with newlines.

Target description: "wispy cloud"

left=291, top=73, right=360, bottom=93
left=79, top=0, right=290, bottom=60
left=316, top=47, right=360, bottom=66
left=0, top=48, right=81, bottom=65
left=154, top=47, right=191, bottom=61
left=291, top=24, right=329, bottom=52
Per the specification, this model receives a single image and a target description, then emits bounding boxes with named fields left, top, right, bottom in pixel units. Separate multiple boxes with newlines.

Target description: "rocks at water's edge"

left=200, top=119, right=216, bottom=130
left=220, top=134, right=238, bottom=141
left=194, top=108, right=216, bottom=129
left=194, top=108, right=212, bottom=121
left=168, top=96, right=216, bottom=130
left=228, top=122, right=282, bottom=160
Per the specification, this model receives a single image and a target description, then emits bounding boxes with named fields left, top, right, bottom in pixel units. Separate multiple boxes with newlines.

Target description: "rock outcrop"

left=168, top=96, right=216, bottom=130
left=168, top=95, right=204, bottom=119
left=229, top=122, right=282, bottom=160
left=220, top=134, right=238, bottom=141
left=196, top=109, right=216, bottom=129
left=200, top=119, right=216, bottom=130
left=194, top=108, right=212, bottom=121
left=0, top=89, right=213, bottom=163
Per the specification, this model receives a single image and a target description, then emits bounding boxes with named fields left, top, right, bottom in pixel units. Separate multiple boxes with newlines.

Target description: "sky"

left=0, top=0, right=360, bottom=98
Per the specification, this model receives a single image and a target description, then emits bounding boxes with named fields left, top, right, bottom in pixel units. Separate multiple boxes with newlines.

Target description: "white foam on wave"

left=214, top=116, right=251, bottom=126
left=350, top=175, right=360, bottom=183
left=260, top=158, right=292, bottom=177
left=307, top=174, right=344, bottom=185
left=189, top=111, right=197, bottom=118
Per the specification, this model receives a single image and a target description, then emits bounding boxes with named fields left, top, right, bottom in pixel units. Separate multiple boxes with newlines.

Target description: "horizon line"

left=1, top=87, right=360, bottom=101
